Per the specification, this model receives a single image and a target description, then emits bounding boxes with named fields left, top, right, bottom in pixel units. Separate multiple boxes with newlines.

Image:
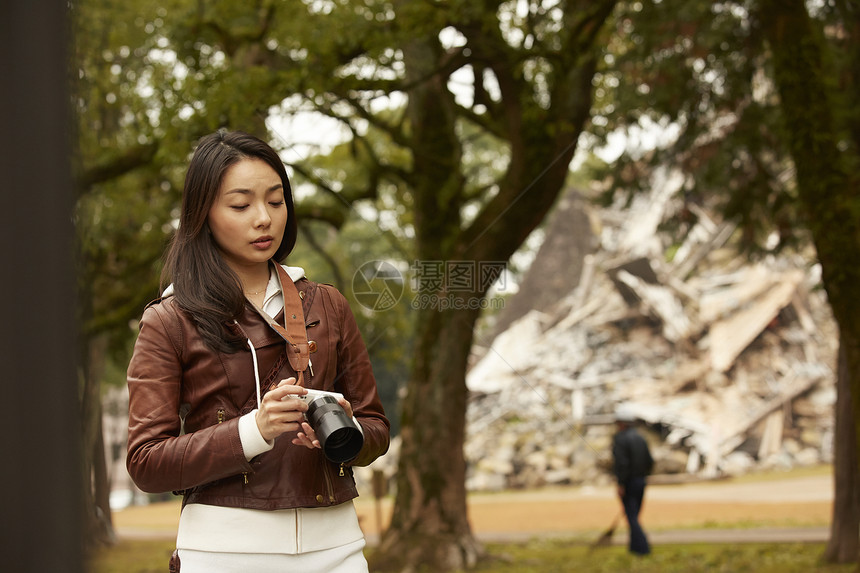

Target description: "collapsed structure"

left=462, top=169, right=837, bottom=490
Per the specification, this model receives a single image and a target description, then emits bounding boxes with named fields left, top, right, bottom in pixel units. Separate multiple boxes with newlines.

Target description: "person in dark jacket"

left=612, top=406, right=654, bottom=555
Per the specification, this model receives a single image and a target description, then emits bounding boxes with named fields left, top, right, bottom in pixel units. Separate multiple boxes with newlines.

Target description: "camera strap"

left=248, top=263, right=311, bottom=386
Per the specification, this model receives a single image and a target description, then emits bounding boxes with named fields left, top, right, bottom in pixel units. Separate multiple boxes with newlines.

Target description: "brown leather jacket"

left=126, top=278, right=390, bottom=510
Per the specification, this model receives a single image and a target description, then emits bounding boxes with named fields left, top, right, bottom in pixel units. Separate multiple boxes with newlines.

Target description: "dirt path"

left=354, top=472, right=832, bottom=542
left=113, top=469, right=833, bottom=544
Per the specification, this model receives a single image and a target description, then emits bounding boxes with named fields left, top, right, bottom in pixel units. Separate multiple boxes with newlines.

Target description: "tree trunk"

left=376, top=304, right=484, bottom=571
left=80, top=334, right=115, bottom=546
left=370, top=3, right=615, bottom=569
left=373, top=22, right=481, bottom=569
left=757, top=0, right=860, bottom=565
left=824, top=340, right=860, bottom=562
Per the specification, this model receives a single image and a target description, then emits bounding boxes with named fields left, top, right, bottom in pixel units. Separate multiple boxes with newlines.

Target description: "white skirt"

left=176, top=537, right=368, bottom=573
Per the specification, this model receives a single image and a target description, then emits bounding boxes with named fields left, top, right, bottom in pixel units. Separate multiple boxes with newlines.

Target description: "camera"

left=295, top=389, right=364, bottom=464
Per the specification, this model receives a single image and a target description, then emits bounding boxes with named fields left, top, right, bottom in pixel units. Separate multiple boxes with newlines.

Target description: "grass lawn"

left=95, top=466, right=841, bottom=571
left=88, top=538, right=855, bottom=573
left=469, top=539, right=856, bottom=573
left=87, top=539, right=174, bottom=573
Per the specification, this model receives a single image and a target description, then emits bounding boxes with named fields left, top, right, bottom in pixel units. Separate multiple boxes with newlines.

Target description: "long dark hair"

left=161, top=130, right=298, bottom=352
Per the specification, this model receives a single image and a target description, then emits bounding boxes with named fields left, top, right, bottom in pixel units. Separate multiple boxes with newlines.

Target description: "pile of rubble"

left=462, top=169, right=838, bottom=491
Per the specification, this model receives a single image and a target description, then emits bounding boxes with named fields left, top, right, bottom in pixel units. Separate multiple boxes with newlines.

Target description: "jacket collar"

left=159, top=264, right=306, bottom=299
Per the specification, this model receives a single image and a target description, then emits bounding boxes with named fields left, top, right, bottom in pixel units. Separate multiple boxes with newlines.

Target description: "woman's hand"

left=255, top=379, right=310, bottom=442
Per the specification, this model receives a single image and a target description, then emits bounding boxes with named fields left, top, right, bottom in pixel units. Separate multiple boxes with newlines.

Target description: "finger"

left=260, top=405, right=306, bottom=426
left=265, top=408, right=304, bottom=423
left=300, top=422, right=318, bottom=441
left=260, top=396, right=307, bottom=419
left=280, top=422, right=302, bottom=434
left=269, top=383, right=307, bottom=400
left=337, top=398, right=354, bottom=418
left=281, top=410, right=307, bottom=423
left=301, top=423, right=321, bottom=447
left=263, top=386, right=308, bottom=407
left=257, top=411, right=303, bottom=441
left=292, top=432, right=321, bottom=449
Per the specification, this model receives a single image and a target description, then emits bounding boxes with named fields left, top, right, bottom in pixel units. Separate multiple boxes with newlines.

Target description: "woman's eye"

left=230, top=205, right=249, bottom=211
left=269, top=200, right=285, bottom=207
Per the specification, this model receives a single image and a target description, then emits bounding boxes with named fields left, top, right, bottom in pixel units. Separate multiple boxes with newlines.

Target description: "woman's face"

left=207, top=158, right=288, bottom=274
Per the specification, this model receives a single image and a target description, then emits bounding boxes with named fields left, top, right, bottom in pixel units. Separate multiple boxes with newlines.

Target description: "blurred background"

left=62, top=0, right=860, bottom=571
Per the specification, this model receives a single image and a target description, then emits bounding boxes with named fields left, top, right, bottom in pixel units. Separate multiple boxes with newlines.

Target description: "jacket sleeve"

left=324, top=286, right=391, bottom=467
left=126, top=302, right=252, bottom=493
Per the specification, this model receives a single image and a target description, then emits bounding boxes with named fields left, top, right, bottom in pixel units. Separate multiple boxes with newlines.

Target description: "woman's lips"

left=252, top=237, right=274, bottom=250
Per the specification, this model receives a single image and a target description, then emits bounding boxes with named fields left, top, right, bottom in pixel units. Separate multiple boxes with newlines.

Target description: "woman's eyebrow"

left=224, top=183, right=283, bottom=195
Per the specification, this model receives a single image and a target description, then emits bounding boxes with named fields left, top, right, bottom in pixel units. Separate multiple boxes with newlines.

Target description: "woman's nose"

left=253, top=203, right=271, bottom=227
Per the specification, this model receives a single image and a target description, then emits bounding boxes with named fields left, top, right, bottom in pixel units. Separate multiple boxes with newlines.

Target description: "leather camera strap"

left=249, top=264, right=311, bottom=386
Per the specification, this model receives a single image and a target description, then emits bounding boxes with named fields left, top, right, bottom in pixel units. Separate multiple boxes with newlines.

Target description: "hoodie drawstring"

left=237, top=320, right=264, bottom=410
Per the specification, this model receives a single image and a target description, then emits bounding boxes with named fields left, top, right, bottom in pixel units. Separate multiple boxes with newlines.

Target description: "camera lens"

left=306, top=395, right=364, bottom=463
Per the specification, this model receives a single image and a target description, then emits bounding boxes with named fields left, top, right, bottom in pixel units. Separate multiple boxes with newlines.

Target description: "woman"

left=126, top=130, right=390, bottom=572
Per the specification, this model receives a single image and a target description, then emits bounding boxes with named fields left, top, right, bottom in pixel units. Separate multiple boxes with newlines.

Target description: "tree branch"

left=298, top=222, right=345, bottom=291
left=294, top=201, right=348, bottom=229
left=75, top=141, right=159, bottom=195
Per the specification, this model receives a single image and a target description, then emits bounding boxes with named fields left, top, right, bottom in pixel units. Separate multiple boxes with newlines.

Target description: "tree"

left=826, top=343, right=860, bottom=562
left=71, top=0, right=186, bottom=544
left=756, top=0, right=860, bottom=563
left=372, top=4, right=618, bottom=568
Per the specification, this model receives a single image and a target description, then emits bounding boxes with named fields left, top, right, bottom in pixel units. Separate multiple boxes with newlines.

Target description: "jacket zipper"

left=322, top=460, right=336, bottom=503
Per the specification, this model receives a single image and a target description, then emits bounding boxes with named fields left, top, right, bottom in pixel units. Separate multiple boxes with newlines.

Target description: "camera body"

left=295, top=388, right=345, bottom=405
left=295, top=389, right=364, bottom=464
